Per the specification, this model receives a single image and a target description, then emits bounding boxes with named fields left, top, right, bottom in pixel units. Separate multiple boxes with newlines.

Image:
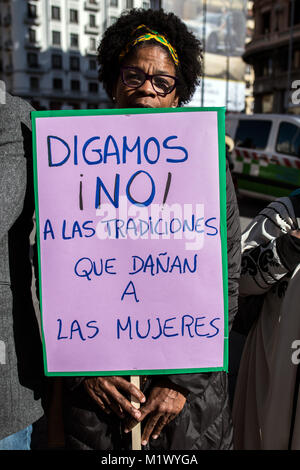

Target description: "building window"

left=89, top=37, right=96, bottom=51
left=126, top=0, right=133, bottom=8
left=70, top=56, right=80, bottom=71
left=143, top=2, right=150, bottom=9
left=277, top=53, right=288, bottom=73
left=70, top=33, right=79, bottom=48
left=31, top=100, right=41, bottom=110
left=7, top=55, right=13, bottom=71
left=294, top=50, right=300, bottom=70
left=28, top=28, right=36, bottom=43
left=89, top=82, right=98, bottom=93
left=52, top=30, right=61, bottom=46
left=261, top=94, right=274, bottom=113
left=71, top=79, right=81, bottom=91
left=50, top=101, right=62, bottom=110
left=70, top=9, right=78, bottom=23
left=30, top=76, right=39, bottom=90
left=65, top=102, right=81, bottom=110
left=89, top=59, right=97, bottom=70
left=110, top=0, right=118, bottom=6
left=290, top=3, right=300, bottom=26
left=28, top=3, right=37, bottom=18
left=261, top=10, right=271, bottom=34
left=263, top=58, right=273, bottom=77
left=27, top=52, right=38, bottom=67
left=89, top=14, right=96, bottom=27
left=51, top=6, right=60, bottom=20
left=52, top=54, right=62, bottom=69
left=53, top=78, right=63, bottom=90
left=109, top=16, right=118, bottom=26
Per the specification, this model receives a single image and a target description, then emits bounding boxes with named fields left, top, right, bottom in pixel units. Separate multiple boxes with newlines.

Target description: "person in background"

left=0, top=92, right=46, bottom=450
left=232, top=190, right=300, bottom=449
left=62, top=8, right=241, bottom=450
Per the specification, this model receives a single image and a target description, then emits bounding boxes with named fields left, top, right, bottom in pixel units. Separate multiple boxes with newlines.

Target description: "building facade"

left=0, top=0, right=153, bottom=110
left=244, top=0, right=300, bottom=114
left=163, top=0, right=249, bottom=112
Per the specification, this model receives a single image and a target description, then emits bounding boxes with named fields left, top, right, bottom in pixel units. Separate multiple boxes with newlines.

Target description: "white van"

left=225, top=113, right=300, bottom=199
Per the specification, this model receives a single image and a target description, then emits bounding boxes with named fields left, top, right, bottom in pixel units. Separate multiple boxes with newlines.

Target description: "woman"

left=63, top=8, right=241, bottom=450
left=232, top=192, right=300, bottom=449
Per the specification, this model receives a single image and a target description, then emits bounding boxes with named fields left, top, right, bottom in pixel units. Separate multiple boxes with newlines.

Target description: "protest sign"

left=31, top=107, right=228, bottom=376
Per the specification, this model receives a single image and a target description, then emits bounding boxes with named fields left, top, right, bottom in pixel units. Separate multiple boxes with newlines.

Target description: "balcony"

left=25, top=41, right=42, bottom=50
left=26, top=63, right=46, bottom=74
left=4, top=39, right=13, bottom=50
left=3, top=15, right=11, bottom=27
left=84, top=24, right=100, bottom=35
left=244, top=25, right=300, bottom=61
left=5, top=64, right=13, bottom=74
left=84, top=69, right=98, bottom=79
left=25, top=37, right=42, bottom=49
left=85, top=47, right=97, bottom=55
left=84, top=1, right=100, bottom=11
left=24, top=14, right=41, bottom=26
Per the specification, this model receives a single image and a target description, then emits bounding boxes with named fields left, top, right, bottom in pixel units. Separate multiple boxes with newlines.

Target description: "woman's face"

left=114, top=45, right=179, bottom=109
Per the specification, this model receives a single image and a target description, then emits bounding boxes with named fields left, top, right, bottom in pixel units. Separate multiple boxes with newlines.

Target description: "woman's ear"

left=111, top=81, right=118, bottom=104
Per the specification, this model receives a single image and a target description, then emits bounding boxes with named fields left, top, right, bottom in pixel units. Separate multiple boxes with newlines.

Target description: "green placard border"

left=31, top=106, right=228, bottom=377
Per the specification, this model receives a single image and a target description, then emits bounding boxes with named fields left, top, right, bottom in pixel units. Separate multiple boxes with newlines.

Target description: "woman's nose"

left=139, top=78, right=156, bottom=95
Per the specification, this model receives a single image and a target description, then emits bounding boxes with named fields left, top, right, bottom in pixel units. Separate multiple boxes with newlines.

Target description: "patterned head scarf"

left=119, top=24, right=179, bottom=66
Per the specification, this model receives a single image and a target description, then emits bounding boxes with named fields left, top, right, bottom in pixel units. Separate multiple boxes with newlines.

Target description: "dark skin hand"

left=124, top=378, right=188, bottom=446
left=84, top=376, right=146, bottom=420
left=84, top=376, right=187, bottom=446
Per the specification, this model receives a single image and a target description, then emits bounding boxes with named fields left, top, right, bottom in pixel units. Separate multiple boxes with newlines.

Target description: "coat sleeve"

left=166, top=164, right=241, bottom=394
left=239, top=196, right=300, bottom=297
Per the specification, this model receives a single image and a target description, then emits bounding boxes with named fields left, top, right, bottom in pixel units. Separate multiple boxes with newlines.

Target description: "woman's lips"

left=133, top=104, right=154, bottom=108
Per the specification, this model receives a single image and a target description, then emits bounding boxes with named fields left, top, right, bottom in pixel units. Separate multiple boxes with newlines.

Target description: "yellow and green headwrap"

left=119, top=24, right=179, bottom=66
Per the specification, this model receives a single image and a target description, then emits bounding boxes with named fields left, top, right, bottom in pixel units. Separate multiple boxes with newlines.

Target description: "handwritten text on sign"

left=34, top=110, right=226, bottom=374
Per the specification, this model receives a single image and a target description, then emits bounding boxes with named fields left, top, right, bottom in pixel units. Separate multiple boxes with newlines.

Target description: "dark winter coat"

left=0, top=93, right=45, bottom=440
left=63, top=164, right=241, bottom=450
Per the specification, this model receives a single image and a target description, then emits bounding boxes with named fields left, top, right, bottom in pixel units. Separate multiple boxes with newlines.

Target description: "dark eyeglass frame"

left=120, top=66, right=178, bottom=97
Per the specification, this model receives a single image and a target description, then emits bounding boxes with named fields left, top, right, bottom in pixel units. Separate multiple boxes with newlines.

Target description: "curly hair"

left=97, top=8, right=203, bottom=106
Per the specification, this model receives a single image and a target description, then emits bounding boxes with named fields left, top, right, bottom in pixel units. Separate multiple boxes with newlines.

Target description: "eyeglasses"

left=120, top=66, right=177, bottom=97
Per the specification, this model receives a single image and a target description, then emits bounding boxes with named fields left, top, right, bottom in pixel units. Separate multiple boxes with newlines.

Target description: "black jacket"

left=63, top=164, right=241, bottom=450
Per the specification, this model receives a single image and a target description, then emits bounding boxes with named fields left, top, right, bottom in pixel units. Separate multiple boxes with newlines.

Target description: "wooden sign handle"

left=130, top=375, right=141, bottom=450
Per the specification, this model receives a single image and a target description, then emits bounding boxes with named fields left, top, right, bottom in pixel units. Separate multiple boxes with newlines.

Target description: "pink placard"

left=32, top=108, right=227, bottom=375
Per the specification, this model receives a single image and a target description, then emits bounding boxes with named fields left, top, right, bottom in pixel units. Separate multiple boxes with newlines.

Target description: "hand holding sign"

left=125, top=378, right=188, bottom=445
left=84, top=376, right=146, bottom=419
